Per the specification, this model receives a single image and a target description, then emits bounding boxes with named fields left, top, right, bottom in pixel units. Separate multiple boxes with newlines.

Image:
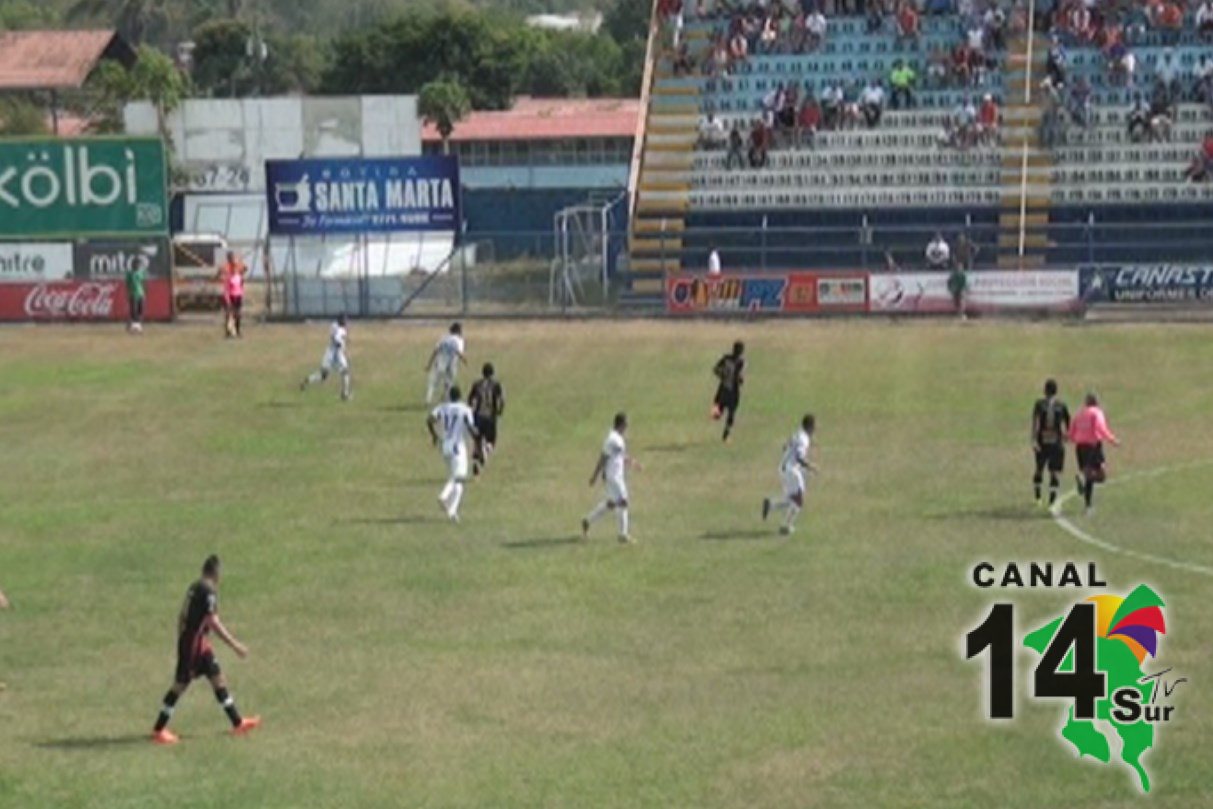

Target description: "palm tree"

left=66, top=0, right=170, bottom=46
left=418, top=78, right=471, bottom=155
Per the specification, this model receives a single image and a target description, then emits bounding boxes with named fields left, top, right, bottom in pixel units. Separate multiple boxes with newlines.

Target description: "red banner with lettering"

left=0, top=279, right=173, bottom=322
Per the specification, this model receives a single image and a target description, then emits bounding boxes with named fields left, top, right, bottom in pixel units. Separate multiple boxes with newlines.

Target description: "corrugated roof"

left=422, top=97, right=639, bottom=142
left=0, top=30, right=127, bottom=90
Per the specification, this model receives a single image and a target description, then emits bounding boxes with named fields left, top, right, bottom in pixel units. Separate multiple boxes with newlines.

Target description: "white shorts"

left=322, top=347, right=349, bottom=374
left=446, top=448, right=469, bottom=480
left=781, top=466, right=806, bottom=499
left=605, top=475, right=629, bottom=504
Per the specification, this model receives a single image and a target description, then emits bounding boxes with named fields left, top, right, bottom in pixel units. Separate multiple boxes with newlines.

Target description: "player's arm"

left=1096, top=411, right=1120, bottom=446
left=713, top=357, right=726, bottom=379
left=465, top=412, right=479, bottom=439
left=1030, top=410, right=1040, bottom=450
left=426, top=413, right=440, bottom=445
left=626, top=453, right=643, bottom=472
left=210, top=615, right=248, bottom=659
left=589, top=454, right=606, bottom=485
left=425, top=346, right=438, bottom=371
left=495, top=385, right=505, bottom=417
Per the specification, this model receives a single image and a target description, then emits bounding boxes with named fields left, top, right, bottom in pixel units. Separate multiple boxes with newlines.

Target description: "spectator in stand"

left=867, top=2, right=885, bottom=34
left=1199, top=0, right=1213, bottom=40
left=729, top=27, right=749, bottom=66
left=708, top=245, right=723, bottom=275
left=841, top=80, right=864, bottom=129
left=1108, top=41, right=1136, bottom=87
left=822, top=81, right=844, bottom=128
left=1184, top=131, right=1213, bottom=182
left=1156, top=0, right=1184, bottom=37
left=1046, top=37, right=1067, bottom=87
left=925, top=232, right=952, bottom=270
left=1067, top=77, right=1092, bottom=128
left=699, top=111, right=727, bottom=149
left=760, top=10, right=778, bottom=53
left=1148, top=79, right=1174, bottom=141
left=806, top=8, right=828, bottom=51
left=726, top=122, right=746, bottom=168
left=1197, top=55, right=1213, bottom=111
left=1127, top=94, right=1150, bottom=142
left=1155, top=48, right=1180, bottom=99
left=748, top=119, right=769, bottom=168
left=778, top=85, right=799, bottom=144
left=977, top=93, right=1000, bottom=144
left=953, top=42, right=975, bottom=86
left=674, top=42, right=694, bottom=76
left=860, top=79, right=886, bottom=128
left=927, top=46, right=950, bottom=88
left=984, top=4, right=1007, bottom=51
left=890, top=60, right=916, bottom=109
left=896, top=1, right=921, bottom=45
left=796, top=93, right=822, bottom=147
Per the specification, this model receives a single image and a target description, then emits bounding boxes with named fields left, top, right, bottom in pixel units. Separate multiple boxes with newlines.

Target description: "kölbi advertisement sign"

left=0, top=138, right=168, bottom=238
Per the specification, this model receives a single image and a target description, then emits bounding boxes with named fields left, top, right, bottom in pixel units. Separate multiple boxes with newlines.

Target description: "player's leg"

left=583, top=482, right=615, bottom=537
left=779, top=470, right=806, bottom=533
left=1048, top=448, right=1063, bottom=506
left=610, top=479, right=631, bottom=541
left=206, top=663, right=259, bottom=734
left=722, top=393, right=739, bottom=442
left=232, top=297, right=243, bottom=337
left=711, top=386, right=725, bottom=420
left=337, top=351, right=351, bottom=401
left=426, top=366, right=440, bottom=404
left=152, top=674, right=190, bottom=743
left=1033, top=450, right=1046, bottom=501
left=447, top=451, right=468, bottom=521
left=439, top=454, right=456, bottom=511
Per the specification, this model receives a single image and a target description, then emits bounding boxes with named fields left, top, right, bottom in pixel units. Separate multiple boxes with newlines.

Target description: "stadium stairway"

left=623, top=25, right=706, bottom=307
left=997, top=31, right=1052, bottom=269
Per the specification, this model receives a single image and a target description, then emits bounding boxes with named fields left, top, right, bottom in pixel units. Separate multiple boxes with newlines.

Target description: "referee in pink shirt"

left=1068, top=392, right=1120, bottom=514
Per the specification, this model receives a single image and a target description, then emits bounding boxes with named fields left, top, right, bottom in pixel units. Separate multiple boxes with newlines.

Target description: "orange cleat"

left=231, top=716, right=262, bottom=736
left=151, top=729, right=179, bottom=745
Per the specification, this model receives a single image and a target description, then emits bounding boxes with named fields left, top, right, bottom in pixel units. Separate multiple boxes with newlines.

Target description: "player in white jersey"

left=426, top=385, right=478, bottom=523
left=299, top=315, right=351, bottom=401
left=582, top=412, right=640, bottom=544
left=425, top=322, right=466, bottom=404
left=762, top=414, right=818, bottom=535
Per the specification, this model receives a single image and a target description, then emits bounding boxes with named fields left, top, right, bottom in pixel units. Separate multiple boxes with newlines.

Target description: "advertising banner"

left=1079, top=265, right=1213, bottom=303
left=869, top=271, right=1080, bottom=313
left=0, top=243, right=74, bottom=283
left=73, top=239, right=171, bottom=280
left=0, top=138, right=168, bottom=237
left=0, top=278, right=172, bottom=321
left=265, top=155, right=461, bottom=236
left=666, top=272, right=868, bottom=315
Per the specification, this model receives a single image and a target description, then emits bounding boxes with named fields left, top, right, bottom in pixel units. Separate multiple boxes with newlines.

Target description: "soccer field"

left=1, top=319, right=1210, bottom=809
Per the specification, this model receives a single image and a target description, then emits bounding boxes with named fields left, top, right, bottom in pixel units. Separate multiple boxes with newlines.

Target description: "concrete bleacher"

left=624, top=2, right=1213, bottom=290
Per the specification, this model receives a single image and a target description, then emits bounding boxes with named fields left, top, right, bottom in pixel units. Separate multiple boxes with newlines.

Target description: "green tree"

left=190, top=17, right=252, bottom=97
left=89, top=45, right=188, bottom=143
left=418, top=77, right=470, bottom=153
left=603, top=0, right=650, bottom=46
left=191, top=18, right=324, bottom=97
left=0, top=96, right=47, bottom=136
left=65, top=0, right=172, bottom=46
left=0, top=0, right=59, bottom=28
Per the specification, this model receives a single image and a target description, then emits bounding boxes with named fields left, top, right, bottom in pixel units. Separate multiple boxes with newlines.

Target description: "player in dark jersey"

left=1031, top=378, right=1071, bottom=507
left=711, top=341, right=746, bottom=442
left=151, top=555, right=260, bottom=745
left=468, top=363, right=505, bottom=476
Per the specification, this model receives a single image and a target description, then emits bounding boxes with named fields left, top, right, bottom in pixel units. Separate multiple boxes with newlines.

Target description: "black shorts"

left=175, top=648, right=221, bottom=685
left=714, top=386, right=740, bottom=413
left=475, top=416, right=497, bottom=446
left=1035, top=443, right=1065, bottom=474
left=1076, top=443, right=1105, bottom=471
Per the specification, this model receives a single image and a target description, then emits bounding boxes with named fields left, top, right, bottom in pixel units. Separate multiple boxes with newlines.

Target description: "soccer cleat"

left=779, top=525, right=793, bottom=536
left=448, top=512, right=460, bottom=524
left=617, top=534, right=634, bottom=545
left=231, top=716, right=261, bottom=736
left=762, top=498, right=771, bottom=521
left=151, top=729, right=179, bottom=745
left=580, top=518, right=589, bottom=540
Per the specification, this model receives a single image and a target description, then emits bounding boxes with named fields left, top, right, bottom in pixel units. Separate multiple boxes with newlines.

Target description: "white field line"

left=1049, top=460, right=1213, bottom=577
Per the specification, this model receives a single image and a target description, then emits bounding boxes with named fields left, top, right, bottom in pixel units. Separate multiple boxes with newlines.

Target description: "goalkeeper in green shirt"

left=125, top=262, right=147, bottom=332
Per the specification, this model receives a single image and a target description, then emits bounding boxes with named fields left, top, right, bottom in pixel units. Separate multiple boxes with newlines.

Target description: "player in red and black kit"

left=468, top=362, right=505, bottom=476
left=151, top=555, right=260, bottom=744
left=1031, top=378, right=1071, bottom=507
left=711, top=341, right=746, bottom=442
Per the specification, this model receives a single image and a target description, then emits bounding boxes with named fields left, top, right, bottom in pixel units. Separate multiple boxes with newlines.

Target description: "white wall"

left=124, top=95, right=421, bottom=193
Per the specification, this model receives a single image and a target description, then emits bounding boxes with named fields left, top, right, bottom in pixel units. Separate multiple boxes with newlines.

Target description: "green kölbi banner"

left=0, top=137, right=167, bottom=238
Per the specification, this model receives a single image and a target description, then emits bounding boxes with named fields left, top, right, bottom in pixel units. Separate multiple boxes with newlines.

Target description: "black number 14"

left=966, top=602, right=1106, bottom=719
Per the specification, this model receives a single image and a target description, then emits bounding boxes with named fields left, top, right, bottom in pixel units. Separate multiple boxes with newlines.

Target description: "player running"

left=762, top=414, right=818, bottom=535
left=427, top=386, right=478, bottom=523
left=299, top=315, right=352, bottom=401
left=425, top=322, right=467, bottom=404
left=711, top=341, right=746, bottom=442
left=1031, top=379, right=1071, bottom=507
left=583, top=412, right=640, bottom=544
left=151, top=555, right=260, bottom=745
left=1069, top=392, right=1120, bottom=515
left=468, top=363, right=505, bottom=476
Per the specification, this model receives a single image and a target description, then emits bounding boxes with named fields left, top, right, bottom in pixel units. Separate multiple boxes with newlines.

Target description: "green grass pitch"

left=1, top=319, right=1210, bottom=808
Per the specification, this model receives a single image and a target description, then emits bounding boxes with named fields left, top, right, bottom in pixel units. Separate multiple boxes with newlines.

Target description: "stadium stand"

left=625, top=0, right=1213, bottom=299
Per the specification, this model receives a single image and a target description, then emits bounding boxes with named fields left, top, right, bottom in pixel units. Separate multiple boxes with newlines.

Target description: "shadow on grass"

left=645, top=443, right=692, bottom=454
left=926, top=505, right=1046, bottom=522
left=700, top=529, right=772, bottom=542
left=501, top=536, right=582, bottom=550
left=35, top=734, right=148, bottom=751
left=377, top=404, right=429, bottom=414
left=340, top=515, right=440, bottom=526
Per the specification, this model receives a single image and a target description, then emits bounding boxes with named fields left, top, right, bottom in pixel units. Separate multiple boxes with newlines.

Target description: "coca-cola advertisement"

left=0, top=278, right=173, bottom=322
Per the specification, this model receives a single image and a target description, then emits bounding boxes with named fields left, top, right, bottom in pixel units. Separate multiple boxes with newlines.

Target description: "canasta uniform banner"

left=665, top=272, right=868, bottom=314
left=265, top=156, right=461, bottom=235
left=1079, top=265, right=1213, bottom=303
left=869, top=271, right=1081, bottom=313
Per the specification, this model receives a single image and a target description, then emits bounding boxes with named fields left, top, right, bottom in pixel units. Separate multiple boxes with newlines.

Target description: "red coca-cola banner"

left=0, top=279, right=173, bottom=321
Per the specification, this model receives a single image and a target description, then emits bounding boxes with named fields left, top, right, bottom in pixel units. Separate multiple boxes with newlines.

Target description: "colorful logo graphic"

left=966, top=579, right=1185, bottom=794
